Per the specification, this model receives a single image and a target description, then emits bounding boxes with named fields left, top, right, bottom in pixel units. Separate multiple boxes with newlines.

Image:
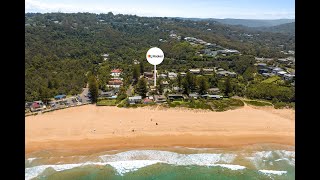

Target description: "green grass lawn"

left=243, top=100, right=273, bottom=106
left=208, top=98, right=244, bottom=111
left=261, top=76, right=281, bottom=83
left=96, top=99, right=117, bottom=106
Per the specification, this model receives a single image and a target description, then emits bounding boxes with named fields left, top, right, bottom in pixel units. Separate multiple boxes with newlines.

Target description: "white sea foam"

left=99, top=150, right=237, bottom=166
left=26, top=150, right=242, bottom=179
left=107, top=160, right=162, bottom=175
left=247, top=150, right=295, bottom=168
left=259, top=170, right=287, bottom=175
left=211, top=164, right=246, bottom=170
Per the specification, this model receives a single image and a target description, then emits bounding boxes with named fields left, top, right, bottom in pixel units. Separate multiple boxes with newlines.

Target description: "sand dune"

left=25, top=105, right=294, bottom=154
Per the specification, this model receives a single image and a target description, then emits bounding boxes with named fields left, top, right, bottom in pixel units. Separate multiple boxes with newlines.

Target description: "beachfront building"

left=207, top=88, right=220, bottom=95
left=30, top=101, right=47, bottom=112
left=54, top=94, right=66, bottom=100
left=154, top=95, right=167, bottom=103
left=143, top=98, right=153, bottom=104
left=201, top=94, right=223, bottom=100
left=167, top=94, right=187, bottom=101
left=189, top=93, right=200, bottom=99
left=128, top=96, right=142, bottom=104
left=99, top=90, right=116, bottom=97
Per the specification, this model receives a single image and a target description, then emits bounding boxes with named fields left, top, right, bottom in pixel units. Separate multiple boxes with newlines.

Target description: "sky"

left=25, top=0, right=295, bottom=19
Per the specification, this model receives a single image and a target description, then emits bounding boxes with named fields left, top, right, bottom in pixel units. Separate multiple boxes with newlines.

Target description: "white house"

left=110, top=69, right=122, bottom=77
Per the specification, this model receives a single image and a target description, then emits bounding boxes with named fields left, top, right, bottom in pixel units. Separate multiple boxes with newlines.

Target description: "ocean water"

left=25, top=145, right=295, bottom=180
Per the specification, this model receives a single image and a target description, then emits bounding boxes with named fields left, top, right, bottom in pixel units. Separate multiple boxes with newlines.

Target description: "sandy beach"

left=25, top=105, right=294, bottom=155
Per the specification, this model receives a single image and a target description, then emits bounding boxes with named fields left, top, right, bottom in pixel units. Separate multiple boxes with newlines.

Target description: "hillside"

left=25, top=13, right=295, bottom=101
left=253, top=22, right=295, bottom=35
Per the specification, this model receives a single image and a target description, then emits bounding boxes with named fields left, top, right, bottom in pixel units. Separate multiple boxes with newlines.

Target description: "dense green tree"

left=224, top=77, right=232, bottom=97
left=139, top=62, right=144, bottom=75
left=132, top=65, right=140, bottom=84
left=88, top=75, right=99, bottom=103
left=117, top=86, right=127, bottom=102
left=182, top=72, right=196, bottom=94
left=177, top=72, right=182, bottom=87
left=156, top=77, right=164, bottom=95
left=135, top=77, right=148, bottom=98
left=197, top=76, right=209, bottom=95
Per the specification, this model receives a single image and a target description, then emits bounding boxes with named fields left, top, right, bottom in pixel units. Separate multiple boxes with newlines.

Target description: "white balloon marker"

left=146, top=47, right=164, bottom=87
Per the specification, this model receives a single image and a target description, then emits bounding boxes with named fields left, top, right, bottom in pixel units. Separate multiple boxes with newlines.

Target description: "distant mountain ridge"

left=175, top=17, right=295, bottom=27
left=253, top=22, right=295, bottom=35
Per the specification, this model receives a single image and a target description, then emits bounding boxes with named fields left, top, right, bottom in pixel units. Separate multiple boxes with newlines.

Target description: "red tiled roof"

left=111, top=69, right=122, bottom=73
left=108, top=80, right=123, bottom=85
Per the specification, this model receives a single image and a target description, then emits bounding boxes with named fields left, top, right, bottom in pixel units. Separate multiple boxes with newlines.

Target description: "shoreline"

left=26, top=105, right=294, bottom=155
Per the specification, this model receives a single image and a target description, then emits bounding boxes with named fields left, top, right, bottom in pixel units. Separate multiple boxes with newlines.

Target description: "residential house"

left=216, top=68, right=224, bottom=72
left=128, top=96, right=142, bottom=104
left=172, top=86, right=183, bottom=93
left=99, top=90, right=116, bottom=97
left=101, top=53, right=109, bottom=61
left=168, top=94, right=186, bottom=101
left=149, top=85, right=156, bottom=92
left=111, top=69, right=122, bottom=77
left=107, top=79, right=123, bottom=89
left=271, top=67, right=283, bottom=74
left=262, top=73, right=274, bottom=77
left=203, top=68, right=214, bottom=74
left=161, top=81, right=169, bottom=87
left=144, top=72, right=154, bottom=78
left=258, top=69, right=269, bottom=74
left=218, top=49, right=240, bottom=55
left=168, top=72, right=177, bottom=79
left=189, top=69, right=201, bottom=74
left=180, top=72, right=186, bottom=77
left=256, top=63, right=268, bottom=69
left=154, top=95, right=167, bottom=103
left=283, top=74, right=295, bottom=81
left=158, top=73, right=167, bottom=78
left=207, top=88, right=220, bottom=95
left=255, top=57, right=273, bottom=62
left=276, top=71, right=287, bottom=77
left=189, top=93, right=200, bottom=99
left=216, top=71, right=237, bottom=78
left=277, top=58, right=289, bottom=64
left=133, top=60, right=140, bottom=65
